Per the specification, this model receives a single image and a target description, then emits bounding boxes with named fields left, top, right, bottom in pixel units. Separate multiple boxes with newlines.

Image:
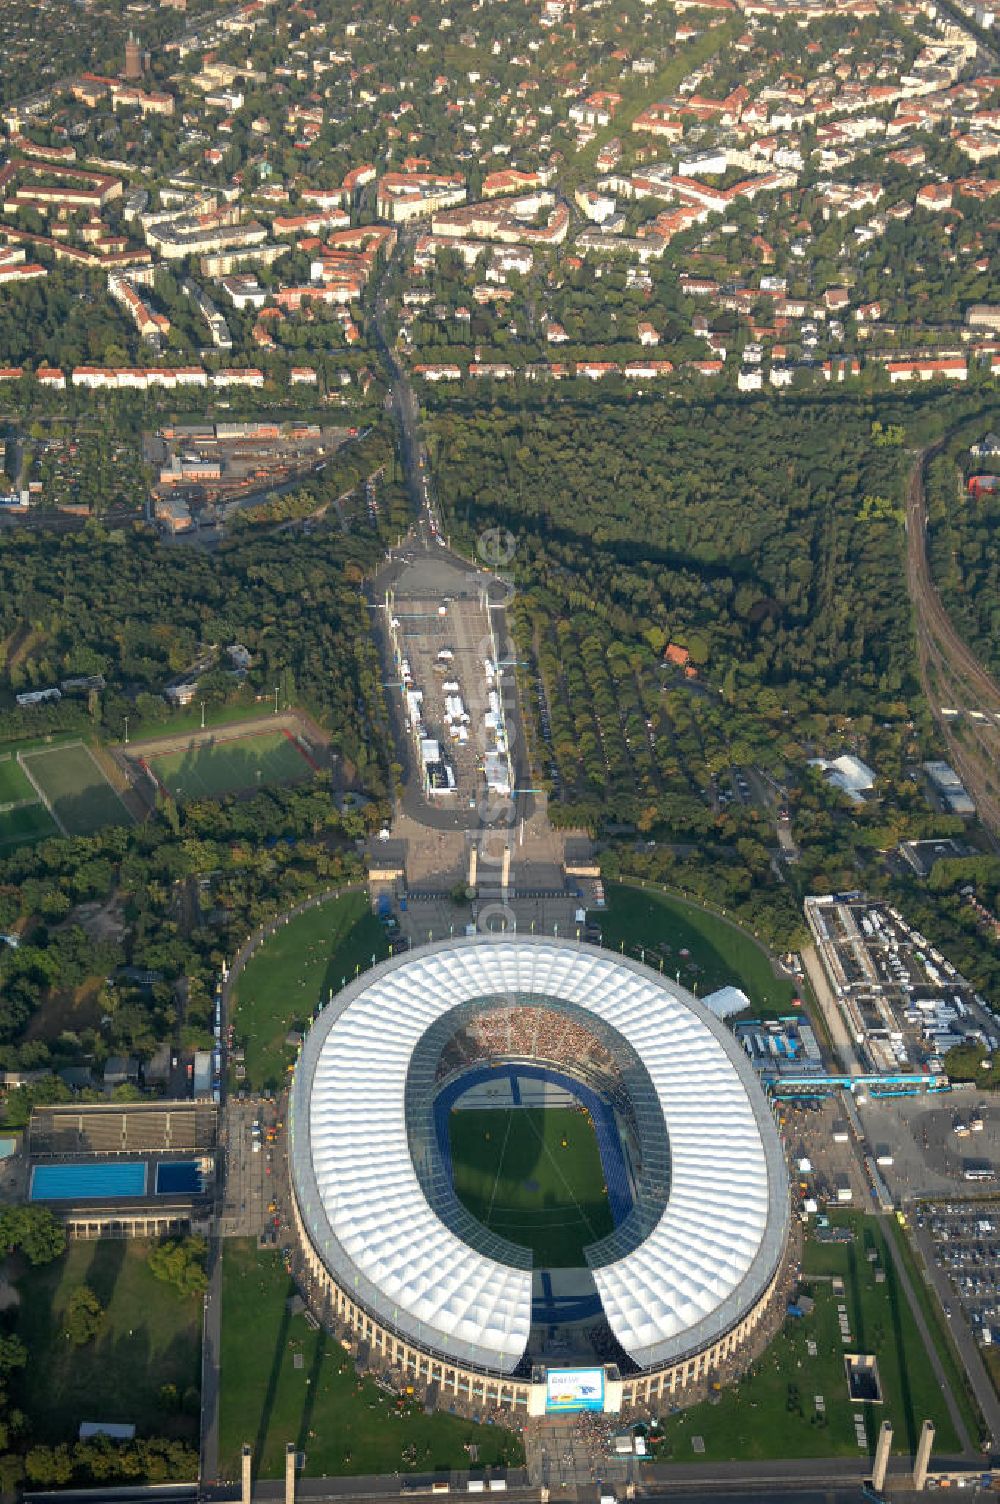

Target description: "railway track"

left=905, top=442, right=1000, bottom=845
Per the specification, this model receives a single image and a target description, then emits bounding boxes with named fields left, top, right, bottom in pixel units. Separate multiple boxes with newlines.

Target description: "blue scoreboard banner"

left=545, top=1368, right=605, bottom=1413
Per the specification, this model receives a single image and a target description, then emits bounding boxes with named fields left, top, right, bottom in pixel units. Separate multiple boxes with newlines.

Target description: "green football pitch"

left=0, top=754, right=35, bottom=806
left=448, top=1106, right=613, bottom=1267
left=147, top=731, right=311, bottom=801
left=20, top=743, right=132, bottom=835
left=0, top=800, right=59, bottom=850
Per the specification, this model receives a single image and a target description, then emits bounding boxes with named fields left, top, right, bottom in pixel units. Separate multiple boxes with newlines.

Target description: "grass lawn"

left=148, top=731, right=311, bottom=802
left=0, top=799, right=59, bottom=851
left=230, top=890, right=389, bottom=1091
left=218, top=1241, right=524, bottom=1481
left=132, top=699, right=275, bottom=740
left=594, top=881, right=797, bottom=1016
left=660, top=1212, right=959, bottom=1464
left=21, top=742, right=132, bottom=835
left=885, top=1215, right=984, bottom=1445
left=449, top=1106, right=613, bottom=1267
left=0, top=754, right=36, bottom=804
left=12, top=1239, right=202, bottom=1445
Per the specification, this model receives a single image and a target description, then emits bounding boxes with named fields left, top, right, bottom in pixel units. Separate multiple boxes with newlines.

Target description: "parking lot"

left=914, top=1190, right=1000, bottom=1443
left=776, top=1094, right=1000, bottom=1217
left=856, top=1098, right=1000, bottom=1202
left=918, top=1198, right=1000, bottom=1341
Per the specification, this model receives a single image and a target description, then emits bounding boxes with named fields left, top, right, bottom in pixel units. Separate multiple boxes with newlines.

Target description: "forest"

left=925, top=411, right=1000, bottom=678
left=0, top=510, right=398, bottom=1072
left=0, top=779, right=381, bottom=1071
left=429, top=392, right=919, bottom=805
left=426, top=387, right=1000, bottom=988
left=0, top=519, right=391, bottom=778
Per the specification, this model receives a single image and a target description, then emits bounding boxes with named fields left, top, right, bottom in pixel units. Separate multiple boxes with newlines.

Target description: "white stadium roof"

left=290, top=936, right=787, bottom=1374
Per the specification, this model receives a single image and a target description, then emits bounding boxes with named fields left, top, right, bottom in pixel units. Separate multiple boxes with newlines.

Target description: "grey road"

left=372, top=241, right=438, bottom=544
left=218, top=882, right=366, bottom=1053
left=642, top=1451, right=989, bottom=1497
left=370, top=252, right=540, bottom=860
left=200, top=1234, right=223, bottom=1483
left=202, top=1452, right=988, bottom=1501
left=25, top=1454, right=989, bottom=1504
left=368, top=549, right=522, bottom=836
left=643, top=1492, right=864, bottom=1503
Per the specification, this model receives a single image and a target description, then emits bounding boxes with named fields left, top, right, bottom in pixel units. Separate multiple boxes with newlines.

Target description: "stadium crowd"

left=436, top=1005, right=621, bottom=1083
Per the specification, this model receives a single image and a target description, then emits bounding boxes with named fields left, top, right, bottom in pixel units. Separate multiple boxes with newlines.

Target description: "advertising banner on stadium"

left=545, top=1368, right=605, bottom=1413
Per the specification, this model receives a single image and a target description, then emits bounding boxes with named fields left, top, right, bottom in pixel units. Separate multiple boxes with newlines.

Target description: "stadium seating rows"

left=28, top=1104, right=217, bottom=1157
left=436, top=1006, right=620, bottom=1082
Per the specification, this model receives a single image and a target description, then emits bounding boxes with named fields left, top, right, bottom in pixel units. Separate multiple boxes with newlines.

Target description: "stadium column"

left=912, top=1420, right=934, bottom=1491
left=908, top=1419, right=932, bottom=1491
left=241, top=1444, right=252, bottom=1504
left=872, top=1420, right=892, bottom=1493
left=285, top=1442, right=296, bottom=1504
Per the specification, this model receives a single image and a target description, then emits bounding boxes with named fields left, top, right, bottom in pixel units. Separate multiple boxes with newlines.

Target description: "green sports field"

left=449, top=1106, right=613, bottom=1267
left=0, top=753, right=35, bottom=805
left=0, top=799, right=59, bottom=850
left=20, top=742, right=131, bottom=836
left=147, top=731, right=311, bottom=801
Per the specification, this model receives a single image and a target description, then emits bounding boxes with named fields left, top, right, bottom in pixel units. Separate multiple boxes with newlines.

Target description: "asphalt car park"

left=919, top=1199, right=1000, bottom=1345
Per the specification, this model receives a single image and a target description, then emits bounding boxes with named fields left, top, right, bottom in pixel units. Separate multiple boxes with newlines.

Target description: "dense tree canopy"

left=147, top=1237, right=208, bottom=1297
left=430, top=392, right=919, bottom=833
left=62, top=1287, right=104, bottom=1348
left=0, top=523, right=391, bottom=778
left=926, top=415, right=1000, bottom=678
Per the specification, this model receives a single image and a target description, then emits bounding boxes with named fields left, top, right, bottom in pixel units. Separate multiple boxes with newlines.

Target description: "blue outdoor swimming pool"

left=30, top=1161, right=147, bottom=1201
left=155, top=1160, right=203, bottom=1195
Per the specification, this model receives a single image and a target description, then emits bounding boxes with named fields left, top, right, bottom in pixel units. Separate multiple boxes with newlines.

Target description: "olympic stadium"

left=288, top=935, right=790, bottom=1417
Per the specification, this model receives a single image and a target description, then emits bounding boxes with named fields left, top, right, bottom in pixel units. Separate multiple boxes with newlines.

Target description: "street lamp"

left=200, top=701, right=206, bottom=730
left=123, top=716, right=129, bottom=746
left=273, top=686, right=279, bottom=715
